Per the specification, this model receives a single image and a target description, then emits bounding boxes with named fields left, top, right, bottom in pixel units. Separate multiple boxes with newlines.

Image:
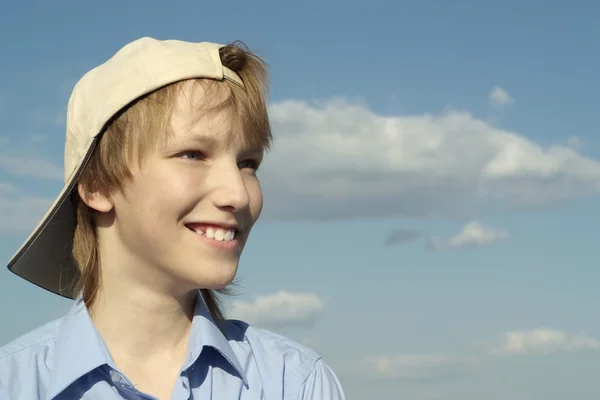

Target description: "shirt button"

left=109, top=370, right=125, bottom=385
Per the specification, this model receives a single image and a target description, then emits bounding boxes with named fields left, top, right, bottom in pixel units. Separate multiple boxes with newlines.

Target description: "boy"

left=0, top=37, right=346, bottom=400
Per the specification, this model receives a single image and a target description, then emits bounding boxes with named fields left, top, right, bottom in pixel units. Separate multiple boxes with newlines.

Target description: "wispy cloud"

left=489, top=86, right=514, bottom=109
left=0, top=138, right=62, bottom=235
left=0, top=154, right=62, bottom=181
left=427, top=221, right=508, bottom=251
left=0, top=183, right=54, bottom=234
left=359, top=327, right=599, bottom=381
left=0, top=135, right=62, bottom=180
left=480, top=329, right=600, bottom=356
left=0, top=182, right=18, bottom=195
left=361, top=353, right=476, bottom=380
left=566, top=136, right=582, bottom=150
left=31, top=108, right=66, bottom=127
left=228, top=291, right=325, bottom=329
left=0, top=136, right=9, bottom=148
left=27, top=134, right=50, bottom=143
left=385, top=229, right=421, bottom=246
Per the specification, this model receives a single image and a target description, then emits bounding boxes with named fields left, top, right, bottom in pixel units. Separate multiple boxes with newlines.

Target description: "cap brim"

left=7, top=143, right=96, bottom=299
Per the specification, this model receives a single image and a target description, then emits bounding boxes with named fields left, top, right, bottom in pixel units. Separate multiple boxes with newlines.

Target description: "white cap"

left=7, top=37, right=245, bottom=298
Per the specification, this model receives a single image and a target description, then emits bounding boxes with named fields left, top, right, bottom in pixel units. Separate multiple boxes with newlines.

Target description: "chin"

left=188, top=264, right=238, bottom=290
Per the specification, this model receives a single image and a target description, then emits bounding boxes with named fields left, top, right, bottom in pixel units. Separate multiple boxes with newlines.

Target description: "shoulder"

left=0, top=318, right=62, bottom=397
left=224, top=319, right=346, bottom=399
left=0, top=318, right=61, bottom=358
left=230, top=319, right=321, bottom=361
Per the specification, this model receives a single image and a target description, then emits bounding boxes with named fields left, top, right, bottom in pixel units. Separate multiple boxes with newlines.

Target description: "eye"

left=239, top=159, right=260, bottom=171
left=180, top=151, right=206, bottom=161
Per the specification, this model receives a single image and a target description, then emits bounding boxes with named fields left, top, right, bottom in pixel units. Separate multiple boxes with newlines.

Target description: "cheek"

left=127, top=171, right=196, bottom=222
left=155, top=169, right=201, bottom=205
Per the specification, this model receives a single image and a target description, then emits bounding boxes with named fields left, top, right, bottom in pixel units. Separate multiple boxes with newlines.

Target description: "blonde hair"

left=71, top=42, right=271, bottom=320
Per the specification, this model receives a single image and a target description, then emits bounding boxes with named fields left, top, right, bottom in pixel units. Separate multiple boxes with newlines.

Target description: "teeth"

left=206, top=228, right=215, bottom=239
left=198, top=227, right=236, bottom=241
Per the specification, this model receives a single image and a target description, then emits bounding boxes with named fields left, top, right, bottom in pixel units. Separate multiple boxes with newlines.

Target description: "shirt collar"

left=185, top=293, right=248, bottom=386
left=47, top=292, right=247, bottom=399
left=47, top=296, right=113, bottom=400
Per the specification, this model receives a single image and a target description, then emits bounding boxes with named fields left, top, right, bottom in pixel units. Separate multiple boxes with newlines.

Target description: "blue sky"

left=2, top=1, right=600, bottom=399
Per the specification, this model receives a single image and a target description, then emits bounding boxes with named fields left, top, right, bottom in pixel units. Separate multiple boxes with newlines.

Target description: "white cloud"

left=482, top=329, right=600, bottom=356
left=427, top=220, right=508, bottom=251
left=3, top=96, right=600, bottom=228
left=228, top=291, right=325, bottom=328
left=362, top=353, right=475, bottom=380
left=261, top=99, right=600, bottom=221
left=489, top=86, right=514, bottom=109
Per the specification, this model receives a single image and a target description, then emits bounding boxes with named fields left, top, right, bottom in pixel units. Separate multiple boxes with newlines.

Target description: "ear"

left=77, top=182, right=114, bottom=213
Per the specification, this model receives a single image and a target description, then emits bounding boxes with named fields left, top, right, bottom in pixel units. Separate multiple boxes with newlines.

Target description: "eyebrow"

left=183, top=134, right=218, bottom=147
left=174, top=133, right=264, bottom=155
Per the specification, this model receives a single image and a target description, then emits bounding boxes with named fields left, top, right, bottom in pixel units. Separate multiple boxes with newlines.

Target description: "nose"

left=209, top=160, right=251, bottom=212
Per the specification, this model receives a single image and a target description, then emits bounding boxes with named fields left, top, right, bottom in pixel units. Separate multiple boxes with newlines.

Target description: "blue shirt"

left=0, top=294, right=346, bottom=399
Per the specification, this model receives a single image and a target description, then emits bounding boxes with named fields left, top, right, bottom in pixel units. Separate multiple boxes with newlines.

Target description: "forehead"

left=167, top=80, right=253, bottom=150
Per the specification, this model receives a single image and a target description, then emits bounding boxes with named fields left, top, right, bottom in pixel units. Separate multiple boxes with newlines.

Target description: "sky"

left=1, top=1, right=600, bottom=399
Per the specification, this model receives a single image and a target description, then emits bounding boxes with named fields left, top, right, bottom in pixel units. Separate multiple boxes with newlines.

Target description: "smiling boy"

left=0, top=37, right=346, bottom=400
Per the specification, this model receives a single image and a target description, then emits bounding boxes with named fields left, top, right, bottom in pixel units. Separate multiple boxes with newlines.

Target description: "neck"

left=89, top=278, right=197, bottom=366
left=90, top=219, right=201, bottom=368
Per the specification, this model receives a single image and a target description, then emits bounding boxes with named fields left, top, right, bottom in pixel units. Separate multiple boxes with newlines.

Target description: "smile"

left=185, top=223, right=240, bottom=250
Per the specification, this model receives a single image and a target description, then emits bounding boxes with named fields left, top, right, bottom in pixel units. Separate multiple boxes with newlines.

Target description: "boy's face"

left=98, top=81, right=264, bottom=293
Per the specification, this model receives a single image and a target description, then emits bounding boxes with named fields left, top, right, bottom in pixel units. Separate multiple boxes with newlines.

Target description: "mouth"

left=185, top=223, right=240, bottom=245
